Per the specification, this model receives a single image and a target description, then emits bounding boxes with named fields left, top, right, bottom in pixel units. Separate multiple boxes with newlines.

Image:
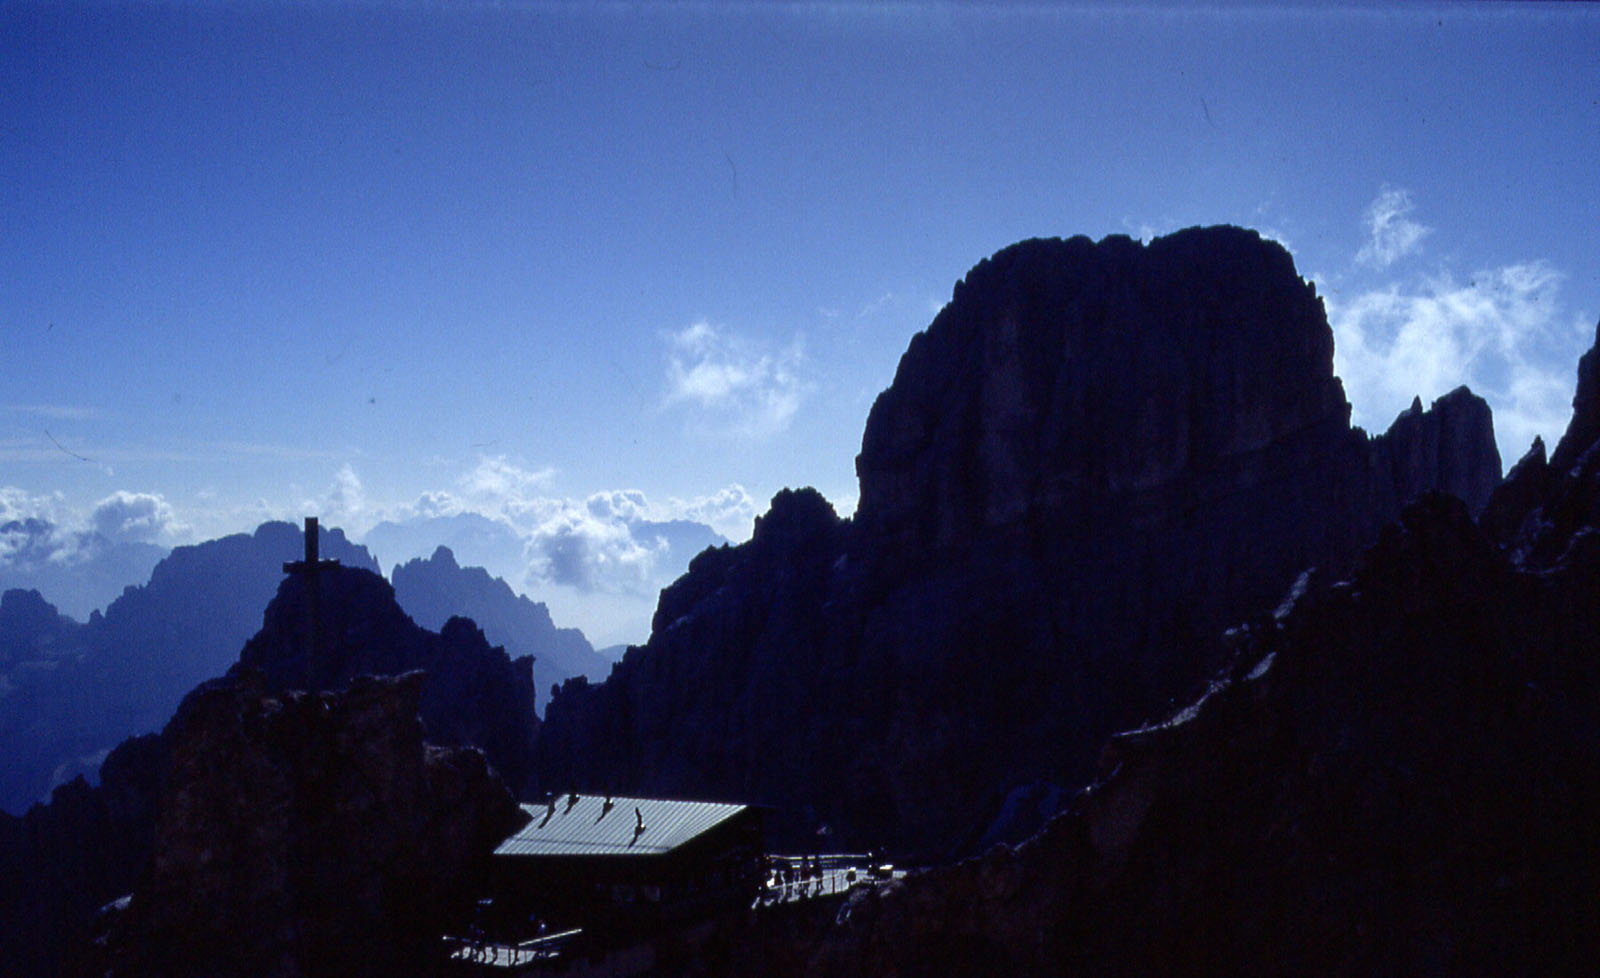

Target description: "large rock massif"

left=537, top=228, right=1503, bottom=857
left=764, top=321, right=1600, bottom=978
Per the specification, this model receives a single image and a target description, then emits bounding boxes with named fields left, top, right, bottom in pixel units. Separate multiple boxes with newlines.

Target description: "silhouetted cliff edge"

left=751, top=318, right=1600, bottom=978
left=537, top=227, right=1502, bottom=857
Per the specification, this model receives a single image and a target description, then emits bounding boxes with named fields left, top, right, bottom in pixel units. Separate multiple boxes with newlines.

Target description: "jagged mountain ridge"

left=536, top=227, right=1503, bottom=858
left=0, top=518, right=167, bottom=622
left=1, top=522, right=612, bottom=814
left=391, top=546, right=611, bottom=710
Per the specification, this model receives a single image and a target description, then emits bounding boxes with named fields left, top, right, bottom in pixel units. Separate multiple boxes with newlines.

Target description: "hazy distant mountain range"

left=363, top=509, right=727, bottom=647
left=0, top=517, right=168, bottom=621
left=0, top=519, right=634, bottom=813
left=391, top=546, right=613, bottom=709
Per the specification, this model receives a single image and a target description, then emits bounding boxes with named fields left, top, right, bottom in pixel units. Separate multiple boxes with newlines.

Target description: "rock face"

left=80, top=671, right=526, bottom=978
left=1481, top=320, right=1600, bottom=565
left=723, top=318, right=1600, bottom=978
left=0, top=733, right=163, bottom=978
left=391, top=546, right=610, bottom=710
left=536, top=228, right=1503, bottom=858
left=2, top=561, right=539, bottom=978
left=235, top=564, right=540, bottom=796
left=0, top=587, right=80, bottom=668
left=0, top=521, right=377, bottom=813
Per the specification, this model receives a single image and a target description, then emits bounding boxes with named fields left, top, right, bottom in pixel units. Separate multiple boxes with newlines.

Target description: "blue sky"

left=4, top=1, right=1598, bottom=643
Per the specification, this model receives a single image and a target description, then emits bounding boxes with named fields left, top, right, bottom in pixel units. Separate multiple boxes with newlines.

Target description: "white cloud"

left=89, top=491, right=186, bottom=545
left=1330, top=261, right=1589, bottom=465
left=857, top=292, right=897, bottom=319
left=525, top=505, right=669, bottom=594
left=586, top=489, right=650, bottom=523
left=289, top=465, right=376, bottom=537
left=0, top=488, right=66, bottom=567
left=0, top=486, right=188, bottom=579
left=664, top=320, right=808, bottom=437
left=460, top=455, right=555, bottom=508
left=0, top=487, right=62, bottom=525
left=413, top=490, right=460, bottom=518
left=1355, top=186, right=1430, bottom=268
left=323, top=465, right=367, bottom=526
left=389, top=458, right=737, bottom=597
left=664, top=484, right=759, bottom=541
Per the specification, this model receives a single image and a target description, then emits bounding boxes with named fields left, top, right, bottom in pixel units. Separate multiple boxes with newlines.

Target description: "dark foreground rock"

left=730, top=321, right=1600, bottom=978
left=77, top=671, right=526, bottom=978
left=235, top=564, right=540, bottom=796
left=537, top=227, right=1503, bottom=858
left=0, top=734, right=163, bottom=978
left=1, top=562, right=539, bottom=978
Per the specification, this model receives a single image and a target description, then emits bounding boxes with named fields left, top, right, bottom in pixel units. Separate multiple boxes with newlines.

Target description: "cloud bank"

left=89, top=491, right=187, bottom=545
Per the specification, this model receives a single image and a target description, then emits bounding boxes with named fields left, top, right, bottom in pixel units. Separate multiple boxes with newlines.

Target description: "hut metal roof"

left=495, top=794, right=750, bottom=858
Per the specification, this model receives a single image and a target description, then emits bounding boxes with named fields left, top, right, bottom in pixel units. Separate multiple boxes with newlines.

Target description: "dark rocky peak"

left=1482, top=319, right=1600, bottom=564
left=855, top=227, right=1348, bottom=553
left=648, top=487, right=845, bottom=640
left=1550, top=318, right=1600, bottom=473
left=1365, top=385, right=1501, bottom=517
left=1, top=565, right=536, bottom=977
left=235, top=564, right=539, bottom=796
left=239, top=566, right=412, bottom=690
left=0, top=520, right=382, bottom=816
left=751, top=487, right=841, bottom=548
